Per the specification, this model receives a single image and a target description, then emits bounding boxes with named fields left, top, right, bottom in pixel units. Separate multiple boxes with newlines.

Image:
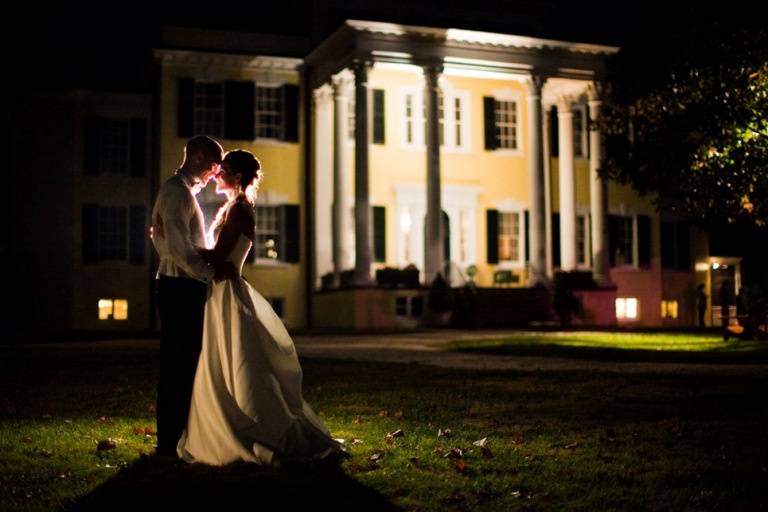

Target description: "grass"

left=445, top=331, right=768, bottom=364
left=1, top=338, right=767, bottom=511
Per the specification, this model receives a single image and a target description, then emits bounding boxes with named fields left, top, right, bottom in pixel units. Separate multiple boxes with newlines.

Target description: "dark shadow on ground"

left=61, top=453, right=399, bottom=511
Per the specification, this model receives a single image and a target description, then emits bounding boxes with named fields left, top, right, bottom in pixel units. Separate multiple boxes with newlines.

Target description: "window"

left=402, top=86, right=467, bottom=150
left=395, top=296, right=423, bottom=317
left=193, top=82, right=225, bottom=137
left=99, top=119, right=131, bottom=174
left=255, top=205, right=281, bottom=260
left=614, top=216, right=634, bottom=266
left=572, top=105, right=588, bottom=158
left=98, top=207, right=128, bottom=262
left=498, top=212, right=521, bottom=263
left=255, top=86, right=283, bottom=139
left=495, top=99, right=518, bottom=150
left=98, top=299, right=128, bottom=320
left=616, top=298, right=639, bottom=320
left=576, top=214, right=588, bottom=266
left=661, top=300, right=678, bottom=319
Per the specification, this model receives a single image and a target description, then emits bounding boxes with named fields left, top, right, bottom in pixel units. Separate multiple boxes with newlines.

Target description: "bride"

left=177, top=149, right=347, bottom=466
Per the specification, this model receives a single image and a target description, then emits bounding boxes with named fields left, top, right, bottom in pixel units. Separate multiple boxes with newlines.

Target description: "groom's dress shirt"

left=151, top=170, right=215, bottom=283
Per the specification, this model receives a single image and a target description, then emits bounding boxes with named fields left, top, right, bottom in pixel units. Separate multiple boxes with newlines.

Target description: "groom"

left=151, top=135, right=235, bottom=456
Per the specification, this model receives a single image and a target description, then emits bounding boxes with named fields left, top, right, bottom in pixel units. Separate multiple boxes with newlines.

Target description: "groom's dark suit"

left=151, top=170, right=215, bottom=455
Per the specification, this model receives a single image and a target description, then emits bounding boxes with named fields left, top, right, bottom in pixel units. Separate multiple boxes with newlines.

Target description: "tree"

left=598, top=24, right=767, bottom=227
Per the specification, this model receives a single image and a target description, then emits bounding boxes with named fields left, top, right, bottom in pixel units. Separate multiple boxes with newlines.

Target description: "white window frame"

left=490, top=88, right=523, bottom=157
left=251, top=191, right=292, bottom=268
left=193, top=81, right=225, bottom=138
left=399, top=85, right=470, bottom=153
left=572, top=104, right=588, bottom=158
left=576, top=210, right=591, bottom=269
left=255, top=84, right=283, bottom=142
left=495, top=199, right=526, bottom=270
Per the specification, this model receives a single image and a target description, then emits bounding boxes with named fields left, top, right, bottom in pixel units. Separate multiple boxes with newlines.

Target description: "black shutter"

left=373, top=89, right=385, bottom=144
left=84, top=116, right=100, bottom=175
left=224, top=81, right=255, bottom=140
left=486, top=209, right=499, bottom=264
left=280, top=204, right=300, bottom=263
left=661, top=221, right=675, bottom=269
left=129, top=204, right=146, bottom=265
left=483, top=96, right=497, bottom=150
left=281, top=84, right=299, bottom=143
left=178, top=78, right=195, bottom=138
left=82, top=204, right=99, bottom=264
left=637, top=215, right=651, bottom=267
left=676, top=221, right=690, bottom=271
left=608, top=215, right=619, bottom=267
left=550, top=106, right=559, bottom=157
left=373, top=206, right=386, bottom=262
left=552, top=213, right=561, bottom=268
left=524, top=209, right=530, bottom=262
left=130, top=118, right=146, bottom=177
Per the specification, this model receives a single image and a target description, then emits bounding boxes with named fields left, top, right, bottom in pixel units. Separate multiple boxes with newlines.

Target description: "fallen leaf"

left=352, top=416, right=363, bottom=424
left=511, top=490, right=522, bottom=498
left=38, top=449, right=53, bottom=458
left=454, top=460, right=468, bottom=473
left=472, top=437, right=488, bottom=448
left=351, top=439, right=364, bottom=446
left=20, top=436, right=32, bottom=444
left=64, top=419, right=73, bottom=425
left=564, top=442, right=579, bottom=450
left=96, top=416, right=113, bottom=424
left=433, top=447, right=445, bottom=456
left=606, top=428, right=616, bottom=442
left=96, top=439, right=117, bottom=452
left=438, top=428, right=452, bottom=438
left=445, top=448, right=465, bottom=459
left=385, top=429, right=404, bottom=441
left=369, top=453, right=383, bottom=462
left=132, top=426, right=156, bottom=436
left=394, top=410, right=403, bottom=418
left=378, top=410, right=389, bottom=417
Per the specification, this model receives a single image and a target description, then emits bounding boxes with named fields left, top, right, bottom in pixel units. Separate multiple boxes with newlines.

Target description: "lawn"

left=1, top=338, right=767, bottom=511
left=446, top=331, right=768, bottom=364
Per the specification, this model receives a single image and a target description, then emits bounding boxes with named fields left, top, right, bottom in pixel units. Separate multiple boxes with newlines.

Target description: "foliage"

left=598, top=25, right=768, bottom=226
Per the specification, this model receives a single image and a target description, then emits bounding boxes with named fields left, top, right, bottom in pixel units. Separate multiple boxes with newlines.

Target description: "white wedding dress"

left=177, top=228, right=344, bottom=466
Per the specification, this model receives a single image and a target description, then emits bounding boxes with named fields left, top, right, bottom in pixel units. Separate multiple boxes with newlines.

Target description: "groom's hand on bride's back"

left=213, top=261, right=238, bottom=282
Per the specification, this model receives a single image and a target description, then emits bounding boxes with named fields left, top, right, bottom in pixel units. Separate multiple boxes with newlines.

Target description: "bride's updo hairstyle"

left=223, top=149, right=262, bottom=205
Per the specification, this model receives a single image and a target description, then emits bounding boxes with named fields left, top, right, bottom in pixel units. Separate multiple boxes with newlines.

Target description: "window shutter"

left=486, top=209, right=499, bottom=264
left=661, top=221, right=675, bottom=269
left=552, top=213, right=561, bottom=268
left=177, top=78, right=195, bottom=138
left=608, top=215, right=619, bottom=267
left=82, top=204, right=99, bottom=264
left=676, top=221, right=690, bottom=271
left=524, top=209, right=530, bottom=262
left=550, top=106, right=559, bottom=157
left=224, top=81, right=255, bottom=140
left=373, top=206, right=386, bottom=262
left=280, top=204, right=300, bottom=263
left=129, top=204, right=146, bottom=265
left=372, top=89, right=385, bottom=144
left=637, top=215, right=651, bottom=267
left=84, top=116, right=101, bottom=175
left=483, top=96, right=497, bottom=150
left=281, top=84, right=300, bottom=143
left=130, top=118, right=146, bottom=177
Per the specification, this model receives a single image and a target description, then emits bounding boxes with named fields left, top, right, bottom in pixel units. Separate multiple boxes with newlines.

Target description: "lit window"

left=661, top=300, right=678, bottom=319
left=616, top=297, right=639, bottom=320
left=98, top=299, right=113, bottom=320
left=498, top=212, right=521, bottom=262
left=98, top=299, right=128, bottom=320
left=495, top=99, right=518, bottom=150
left=255, top=206, right=281, bottom=260
left=113, top=300, right=128, bottom=320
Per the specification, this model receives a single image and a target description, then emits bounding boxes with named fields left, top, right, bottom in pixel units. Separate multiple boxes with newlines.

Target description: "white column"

left=423, top=62, right=444, bottom=284
left=557, top=96, right=577, bottom=271
left=542, top=102, right=554, bottom=278
left=526, top=74, right=547, bottom=284
left=588, top=84, right=610, bottom=284
left=332, top=74, right=353, bottom=286
left=352, top=59, right=373, bottom=286
left=313, top=84, right=334, bottom=288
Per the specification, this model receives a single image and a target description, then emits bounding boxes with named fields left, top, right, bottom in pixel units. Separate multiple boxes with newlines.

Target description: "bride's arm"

left=200, top=202, right=254, bottom=264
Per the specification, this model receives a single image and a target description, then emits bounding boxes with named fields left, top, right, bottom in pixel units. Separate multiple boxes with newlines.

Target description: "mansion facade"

left=11, top=20, right=739, bottom=336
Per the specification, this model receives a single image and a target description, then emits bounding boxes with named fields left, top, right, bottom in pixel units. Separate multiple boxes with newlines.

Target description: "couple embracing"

left=151, top=135, right=347, bottom=466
